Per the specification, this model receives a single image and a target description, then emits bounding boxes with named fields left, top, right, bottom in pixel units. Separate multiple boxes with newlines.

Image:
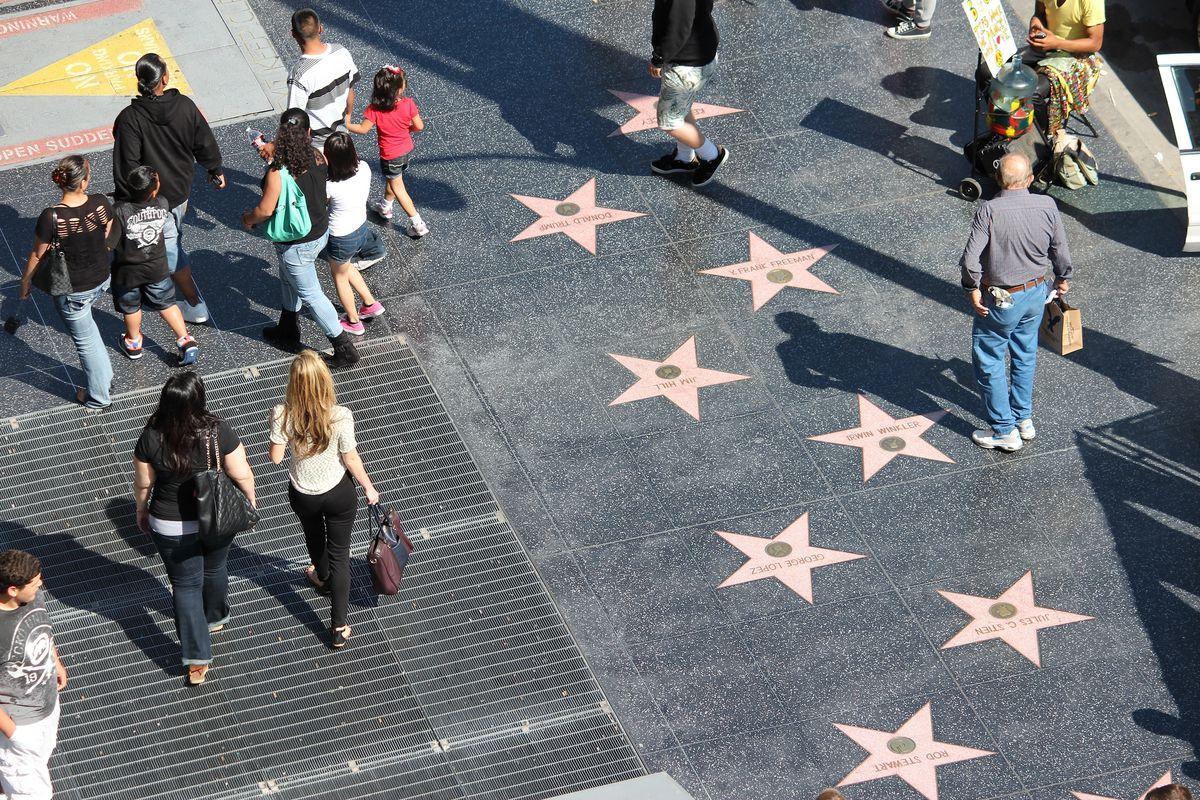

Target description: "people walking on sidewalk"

left=321, top=132, right=387, bottom=336
left=242, top=109, right=361, bottom=369
left=959, top=153, right=1073, bottom=452
left=133, top=372, right=256, bottom=685
left=883, top=0, right=935, bottom=40
left=287, top=8, right=359, bottom=150
left=20, top=156, right=115, bottom=409
left=269, top=351, right=380, bottom=649
left=111, top=166, right=199, bottom=366
left=345, top=65, right=428, bottom=237
left=113, top=52, right=226, bottom=325
left=648, top=0, right=728, bottom=187
left=0, top=550, right=67, bottom=800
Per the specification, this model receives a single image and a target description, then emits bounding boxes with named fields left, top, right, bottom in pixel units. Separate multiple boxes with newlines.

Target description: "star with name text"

left=716, top=513, right=865, bottom=602
left=608, top=336, right=750, bottom=420
left=700, top=232, right=838, bottom=311
left=607, top=89, right=746, bottom=137
left=808, top=394, right=953, bottom=481
left=510, top=178, right=645, bottom=254
left=835, top=703, right=995, bottom=800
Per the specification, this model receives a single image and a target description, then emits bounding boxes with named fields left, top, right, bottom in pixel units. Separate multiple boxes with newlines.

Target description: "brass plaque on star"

left=766, top=268, right=793, bottom=284
left=556, top=202, right=581, bottom=217
left=655, top=365, right=682, bottom=380
left=989, top=602, right=1018, bottom=619
left=765, top=541, right=793, bottom=558
left=887, top=736, right=917, bottom=755
left=879, top=436, right=906, bottom=452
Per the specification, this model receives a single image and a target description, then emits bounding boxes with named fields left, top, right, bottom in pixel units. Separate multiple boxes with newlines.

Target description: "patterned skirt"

left=1039, top=54, right=1103, bottom=135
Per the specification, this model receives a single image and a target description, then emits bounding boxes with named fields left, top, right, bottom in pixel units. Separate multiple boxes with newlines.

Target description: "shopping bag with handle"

left=1039, top=296, right=1083, bottom=355
left=367, top=502, right=414, bottom=595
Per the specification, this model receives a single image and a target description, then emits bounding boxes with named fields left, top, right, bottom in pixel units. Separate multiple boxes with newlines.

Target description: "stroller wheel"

left=959, top=178, right=982, bottom=201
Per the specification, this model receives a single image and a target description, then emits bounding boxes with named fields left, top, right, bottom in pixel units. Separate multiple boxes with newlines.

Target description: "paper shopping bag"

left=1039, top=297, right=1083, bottom=355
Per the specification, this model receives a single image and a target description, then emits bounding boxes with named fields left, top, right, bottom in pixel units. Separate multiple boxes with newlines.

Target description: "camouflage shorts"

left=656, top=58, right=718, bottom=130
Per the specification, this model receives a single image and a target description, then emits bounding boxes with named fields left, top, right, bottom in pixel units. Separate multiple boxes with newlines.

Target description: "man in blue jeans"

left=959, top=153, right=1073, bottom=452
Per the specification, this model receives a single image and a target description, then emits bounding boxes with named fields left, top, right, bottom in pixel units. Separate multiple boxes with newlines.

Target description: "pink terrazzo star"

left=607, top=89, right=746, bottom=137
left=608, top=335, right=750, bottom=420
left=1071, top=770, right=1174, bottom=800
left=509, top=178, right=645, bottom=254
left=835, top=703, right=995, bottom=800
left=808, top=394, right=953, bottom=481
left=716, top=513, right=864, bottom=602
left=699, top=232, right=838, bottom=311
left=939, top=571, right=1093, bottom=666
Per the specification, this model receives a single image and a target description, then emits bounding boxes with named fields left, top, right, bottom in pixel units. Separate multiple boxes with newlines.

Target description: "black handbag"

left=366, top=503, right=413, bottom=595
left=31, top=209, right=73, bottom=297
left=194, top=428, right=258, bottom=548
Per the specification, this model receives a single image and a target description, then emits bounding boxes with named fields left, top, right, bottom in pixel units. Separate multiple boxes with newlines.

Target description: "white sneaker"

left=408, top=217, right=429, bottom=238
left=181, top=300, right=209, bottom=324
left=1017, top=419, right=1036, bottom=441
left=372, top=200, right=394, bottom=221
left=971, top=428, right=1023, bottom=452
left=351, top=255, right=385, bottom=271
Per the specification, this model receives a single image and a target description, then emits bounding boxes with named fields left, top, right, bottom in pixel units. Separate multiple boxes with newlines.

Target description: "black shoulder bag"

left=31, top=209, right=73, bottom=297
left=194, top=427, right=259, bottom=549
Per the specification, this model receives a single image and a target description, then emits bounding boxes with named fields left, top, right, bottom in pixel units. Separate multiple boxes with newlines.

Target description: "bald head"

left=998, top=153, right=1032, bottom=189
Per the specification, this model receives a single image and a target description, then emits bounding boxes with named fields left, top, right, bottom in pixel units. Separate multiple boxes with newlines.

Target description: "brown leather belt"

left=983, top=275, right=1046, bottom=293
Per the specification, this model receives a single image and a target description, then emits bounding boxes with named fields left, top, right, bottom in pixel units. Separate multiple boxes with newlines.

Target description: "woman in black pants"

left=269, top=350, right=379, bottom=648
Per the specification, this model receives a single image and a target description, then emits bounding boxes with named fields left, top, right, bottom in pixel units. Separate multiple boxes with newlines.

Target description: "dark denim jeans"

left=152, top=531, right=232, bottom=665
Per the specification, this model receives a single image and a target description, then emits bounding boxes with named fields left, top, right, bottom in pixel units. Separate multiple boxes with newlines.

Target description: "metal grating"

left=0, top=336, right=644, bottom=800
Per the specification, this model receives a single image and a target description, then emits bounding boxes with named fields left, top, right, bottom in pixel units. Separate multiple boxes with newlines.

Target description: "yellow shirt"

left=1045, top=0, right=1105, bottom=41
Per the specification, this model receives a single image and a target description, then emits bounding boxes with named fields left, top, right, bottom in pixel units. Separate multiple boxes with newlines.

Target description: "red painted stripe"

left=0, top=0, right=141, bottom=41
left=0, top=125, right=113, bottom=168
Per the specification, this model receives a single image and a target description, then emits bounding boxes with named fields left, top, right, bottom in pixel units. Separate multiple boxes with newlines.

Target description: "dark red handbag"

left=367, top=503, right=413, bottom=595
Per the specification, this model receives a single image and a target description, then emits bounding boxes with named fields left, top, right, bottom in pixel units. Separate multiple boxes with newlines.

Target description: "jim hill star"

left=808, top=394, right=953, bottom=481
left=939, top=571, right=1093, bottom=666
left=510, top=178, right=645, bottom=254
left=1071, top=771, right=1174, bottom=800
left=699, top=232, right=838, bottom=311
left=835, top=702, right=994, bottom=800
left=608, top=335, right=750, bottom=420
left=607, top=89, right=745, bottom=137
left=716, top=513, right=865, bottom=602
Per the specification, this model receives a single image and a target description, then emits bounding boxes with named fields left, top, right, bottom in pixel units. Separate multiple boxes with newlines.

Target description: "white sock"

left=410, top=213, right=424, bottom=224
left=696, top=139, right=719, bottom=161
left=675, top=143, right=695, bottom=162
left=380, top=198, right=394, bottom=210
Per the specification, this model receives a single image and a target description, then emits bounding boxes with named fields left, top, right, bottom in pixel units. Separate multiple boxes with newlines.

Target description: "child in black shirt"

left=111, top=167, right=198, bottom=365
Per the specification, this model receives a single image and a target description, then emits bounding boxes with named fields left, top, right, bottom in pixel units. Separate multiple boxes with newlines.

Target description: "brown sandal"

left=187, top=665, right=210, bottom=685
left=305, top=565, right=330, bottom=595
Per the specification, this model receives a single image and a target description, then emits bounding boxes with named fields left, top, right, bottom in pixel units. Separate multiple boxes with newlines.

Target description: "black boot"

left=324, top=332, right=360, bottom=369
left=263, top=309, right=301, bottom=348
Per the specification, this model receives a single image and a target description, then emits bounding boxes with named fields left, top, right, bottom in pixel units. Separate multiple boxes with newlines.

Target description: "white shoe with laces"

left=1017, top=419, right=1036, bottom=441
left=181, top=300, right=209, bottom=324
left=971, top=428, right=1023, bottom=452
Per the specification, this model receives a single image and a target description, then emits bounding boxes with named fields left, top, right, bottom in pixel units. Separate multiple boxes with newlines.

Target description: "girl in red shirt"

left=346, top=66, right=427, bottom=237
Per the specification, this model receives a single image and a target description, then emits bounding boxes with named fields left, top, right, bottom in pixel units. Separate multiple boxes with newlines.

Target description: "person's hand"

left=19, top=277, right=32, bottom=300
left=1027, top=31, right=1061, bottom=52
left=1054, top=278, right=1070, bottom=294
left=211, top=173, right=227, bottom=190
left=968, top=289, right=989, bottom=318
left=55, top=662, right=68, bottom=690
left=241, top=211, right=256, bottom=231
left=0, top=718, right=14, bottom=740
left=648, top=61, right=662, bottom=79
left=258, top=141, right=275, bottom=162
left=136, top=507, right=150, bottom=534
left=1028, top=16, right=1047, bottom=35
left=365, top=486, right=380, bottom=506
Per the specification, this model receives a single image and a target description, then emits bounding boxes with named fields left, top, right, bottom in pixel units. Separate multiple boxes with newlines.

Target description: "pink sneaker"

left=339, top=316, right=365, bottom=336
left=372, top=200, right=394, bottom=221
left=358, top=302, right=385, bottom=320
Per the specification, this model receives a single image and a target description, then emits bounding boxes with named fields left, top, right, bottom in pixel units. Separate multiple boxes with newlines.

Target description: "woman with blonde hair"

left=269, top=350, right=379, bottom=648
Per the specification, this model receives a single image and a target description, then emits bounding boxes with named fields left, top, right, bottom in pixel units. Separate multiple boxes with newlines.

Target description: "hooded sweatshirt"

left=112, top=89, right=223, bottom=209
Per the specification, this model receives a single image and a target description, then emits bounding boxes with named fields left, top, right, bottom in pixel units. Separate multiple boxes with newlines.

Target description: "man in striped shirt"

left=286, top=9, right=359, bottom=149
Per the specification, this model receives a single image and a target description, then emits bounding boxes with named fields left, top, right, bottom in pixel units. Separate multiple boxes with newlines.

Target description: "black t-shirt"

left=263, top=153, right=329, bottom=244
left=134, top=419, right=241, bottom=521
left=111, top=197, right=171, bottom=288
left=34, top=195, right=113, bottom=292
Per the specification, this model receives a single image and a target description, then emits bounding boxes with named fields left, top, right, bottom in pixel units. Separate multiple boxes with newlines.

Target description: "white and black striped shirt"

left=286, top=43, right=360, bottom=146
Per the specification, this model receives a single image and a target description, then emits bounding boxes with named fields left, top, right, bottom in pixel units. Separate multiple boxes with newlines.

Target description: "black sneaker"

left=886, top=19, right=931, bottom=39
left=691, top=147, right=729, bottom=187
left=651, top=152, right=699, bottom=175
left=881, top=0, right=913, bottom=17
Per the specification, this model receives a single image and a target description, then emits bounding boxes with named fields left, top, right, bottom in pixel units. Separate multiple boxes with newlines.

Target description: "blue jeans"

left=152, top=532, right=231, bottom=665
left=275, top=233, right=340, bottom=338
left=321, top=222, right=386, bottom=264
left=54, top=278, right=113, bottom=408
left=164, top=201, right=187, bottom=274
left=972, top=282, right=1049, bottom=435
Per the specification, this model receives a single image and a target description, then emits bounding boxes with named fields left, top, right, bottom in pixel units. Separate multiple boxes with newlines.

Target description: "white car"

left=1158, top=53, right=1200, bottom=251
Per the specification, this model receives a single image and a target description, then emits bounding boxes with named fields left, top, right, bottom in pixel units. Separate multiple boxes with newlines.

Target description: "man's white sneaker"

left=1017, top=419, right=1037, bottom=441
left=181, top=300, right=209, bottom=324
left=971, top=428, right=1023, bottom=452
left=351, top=256, right=385, bottom=271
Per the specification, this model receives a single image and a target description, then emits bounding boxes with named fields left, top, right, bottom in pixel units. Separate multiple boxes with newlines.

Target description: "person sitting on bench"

left=1024, top=0, right=1104, bottom=135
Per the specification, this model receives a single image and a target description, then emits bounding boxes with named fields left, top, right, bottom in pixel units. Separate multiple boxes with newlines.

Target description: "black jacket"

left=651, top=0, right=718, bottom=67
left=112, top=89, right=223, bottom=208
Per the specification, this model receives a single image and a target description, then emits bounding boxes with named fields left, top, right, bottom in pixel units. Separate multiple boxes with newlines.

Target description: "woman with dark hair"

left=242, top=108, right=360, bottom=368
left=19, top=156, right=115, bottom=409
left=321, top=132, right=385, bottom=336
left=113, top=52, right=226, bottom=325
left=132, top=371, right=255, bottom=685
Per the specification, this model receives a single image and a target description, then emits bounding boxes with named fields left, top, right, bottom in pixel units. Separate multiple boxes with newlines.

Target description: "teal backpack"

left=265, top=166, right=312, bottom=242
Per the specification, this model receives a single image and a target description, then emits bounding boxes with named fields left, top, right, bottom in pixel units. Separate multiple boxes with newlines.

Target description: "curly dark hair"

left=0, top=550, right=40, bottom=593
left=271, top=108, right=316, bottom=175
